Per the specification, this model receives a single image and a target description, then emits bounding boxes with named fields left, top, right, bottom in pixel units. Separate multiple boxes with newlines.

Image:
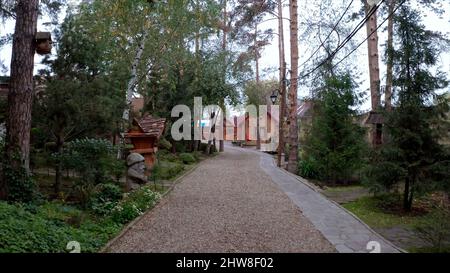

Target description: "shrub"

left=2, top=165, right=39, bottom=204
left=192, top=151, right=202, bottom=161
left=179, top=153, right=196, bottom=164
left=414, top=205, right=450, bottom=252
left=0, top=201, right=121, bottom=253
left=157, top=138, right=172, bottom=150
left=298, top=158, right=321, bottom=179
left=0, top=141, right=39, bottom=203
left=174, top=142, right=187, bottom=153
left=362, top=161, right=405, bottom=194
left=153, top=161, right=185, bottom=180
left=89, top=183, right=124, bottom=216
left=59, top=138, right=123, bottom=207
left=158, top=151, right=179, bottom=163
left=111, top=187, right=161, bottom=224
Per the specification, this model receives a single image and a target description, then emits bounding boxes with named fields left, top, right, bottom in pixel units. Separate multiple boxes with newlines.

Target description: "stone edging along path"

left=100, top=159, right=208, bottom=253
left=250, top=147, right=405, bottom=253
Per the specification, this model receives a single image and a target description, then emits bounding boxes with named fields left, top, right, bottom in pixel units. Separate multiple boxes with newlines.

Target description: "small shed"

left=125, top=115, right=166, bottom=170
left=35, top=32, right=52, bottom=55
left=365, top=111, right=385, bottom=146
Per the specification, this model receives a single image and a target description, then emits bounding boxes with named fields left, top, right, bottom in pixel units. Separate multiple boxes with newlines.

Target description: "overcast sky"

left=0, top=0, right=449, bottom=112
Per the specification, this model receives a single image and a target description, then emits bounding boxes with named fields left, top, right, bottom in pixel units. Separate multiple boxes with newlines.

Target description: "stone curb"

left=272, top=157, right=407, bottom=253
left=99, top=157, right=211, bottom=253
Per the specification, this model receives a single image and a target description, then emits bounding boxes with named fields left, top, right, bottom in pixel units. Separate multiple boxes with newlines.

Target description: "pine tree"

left=301, top=73, right=367, bottom=184
left=365, top=6, right=449, bottom=211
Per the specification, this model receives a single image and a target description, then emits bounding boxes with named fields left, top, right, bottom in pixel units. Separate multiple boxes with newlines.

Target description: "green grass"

left=324, top=185, right=365, bottom=193
left=342, top=196, right=427, bottom=229
left=408, top=246, right=450, bottom=253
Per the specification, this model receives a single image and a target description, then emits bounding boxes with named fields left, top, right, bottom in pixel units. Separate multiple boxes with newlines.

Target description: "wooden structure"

left=125, top=115, right=166, bottom=169
left=35, top=32, right=52, bottom=55
left=365, top=111, right=384, bottom=147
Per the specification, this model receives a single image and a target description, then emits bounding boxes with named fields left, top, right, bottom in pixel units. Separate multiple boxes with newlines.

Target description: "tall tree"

left=364, top=0, right=381, bottom=111
left=384, top=0, right=396, bottom=112
left=276, top=0, right=287, bottom=167
left=365, top=6, right=449, bottom=211
left=301, top=73, right=366, bottom=184
left=2, top=0, right=39, bottom=199
left=287, top=0, right=299, bottom=174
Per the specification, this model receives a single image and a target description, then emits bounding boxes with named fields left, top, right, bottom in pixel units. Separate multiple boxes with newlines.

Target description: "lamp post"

left=270, top=89, right=279, bottom=105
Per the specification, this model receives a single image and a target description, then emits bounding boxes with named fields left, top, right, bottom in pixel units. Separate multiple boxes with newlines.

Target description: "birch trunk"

left=118, top=31, right=149, bottom=159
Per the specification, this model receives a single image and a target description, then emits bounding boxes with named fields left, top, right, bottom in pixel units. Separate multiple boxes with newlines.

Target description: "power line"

left=331, top=0, right=406, bottom=70
left=232, top=0, right=382, bottom=87
left=297, top=0, right=385, bottom=80
left=298, top=0, right=355, bottom=69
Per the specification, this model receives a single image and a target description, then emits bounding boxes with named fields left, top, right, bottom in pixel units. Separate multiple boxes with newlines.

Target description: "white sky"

left=1, top=0, right=449, bottom=112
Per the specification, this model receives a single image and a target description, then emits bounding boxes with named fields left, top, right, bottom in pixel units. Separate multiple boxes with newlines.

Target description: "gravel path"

left=106, top=145, right=335, bottom=253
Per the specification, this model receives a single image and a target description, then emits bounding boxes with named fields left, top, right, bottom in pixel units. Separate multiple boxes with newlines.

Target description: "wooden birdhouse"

left=125, top=115, right=167, bottom=171
left=35, top=32, right=52, bottom=55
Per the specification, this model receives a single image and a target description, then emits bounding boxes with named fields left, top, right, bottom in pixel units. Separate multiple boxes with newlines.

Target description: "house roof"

left=297, top=100, right=314, bottom=118
left=129, top=114, right=166, bottom=139
left=125, top=115, right=166, bottom=139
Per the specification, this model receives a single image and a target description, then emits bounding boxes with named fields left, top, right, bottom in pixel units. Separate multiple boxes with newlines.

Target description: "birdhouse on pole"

left=35, top=32, right=52, bottom=55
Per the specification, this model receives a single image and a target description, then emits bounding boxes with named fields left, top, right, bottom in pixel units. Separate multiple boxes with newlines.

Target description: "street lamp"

left=270, top=89, right=279, bottom=105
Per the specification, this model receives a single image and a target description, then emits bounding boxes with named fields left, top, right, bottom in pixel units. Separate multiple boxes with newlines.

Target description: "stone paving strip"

left=253, top=147, right=401, bottom=253
left=106, top=145, right=335, bottom=253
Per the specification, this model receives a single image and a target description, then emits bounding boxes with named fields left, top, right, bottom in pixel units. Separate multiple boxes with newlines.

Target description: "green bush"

left=298, top=158, right=320, bottom=179
left=0, top=141, right=39, bottom=203
left=174, top=142, right=187, bottom=153
left=90, top=183, right=124, bottom=216
left=111, top=187, right=161, bottom=224
left=158, top=151, right=180, bottom=163
left=59, top=138, right=123, bottom=207
left=153, top=161, right=185, bottom=180
left=192, top=151, right=202, bottom=161
left=2, top=165, right=39, bottom=204
left=179, top=153, right=196, bottom=164
left=414, top=206, right=450, bottom=252
left=0, top=201, right=121, bottom=253
left=362, top=161, right=405, bottom=194
left=157, top=138, right=172, bottom=150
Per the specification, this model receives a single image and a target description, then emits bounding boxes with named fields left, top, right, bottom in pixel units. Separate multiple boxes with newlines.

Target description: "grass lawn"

left=342, top=196, right=425, bottom=229
left=341, top=194, right=450, bottom=252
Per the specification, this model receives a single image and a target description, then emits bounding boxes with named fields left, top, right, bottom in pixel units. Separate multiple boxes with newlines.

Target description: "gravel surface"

left=106, top=146, right=336, bottom=253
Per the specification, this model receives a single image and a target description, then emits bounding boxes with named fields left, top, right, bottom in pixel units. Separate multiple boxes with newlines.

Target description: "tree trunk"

left=287, top=0, right=299, bottom=174
left=54, top=137, right=63, bottom=195
left=385, top=0, right=396, bottom=112
left=255, top=24, right=260, bottom=84
left=277, top=0, right=287, bottom=168
left=118, top=30, right=149, bottom=159
left=365, top=1, right=382, bottom=149
left=365, top=1, right=381, bottom=111
left=403, top=176, right=412, bottom=212
left=1, top=0, right=39, bottom=199
left=219, top=0, right=227, bottom=153
left=254, top=23, right=262, bottom=150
